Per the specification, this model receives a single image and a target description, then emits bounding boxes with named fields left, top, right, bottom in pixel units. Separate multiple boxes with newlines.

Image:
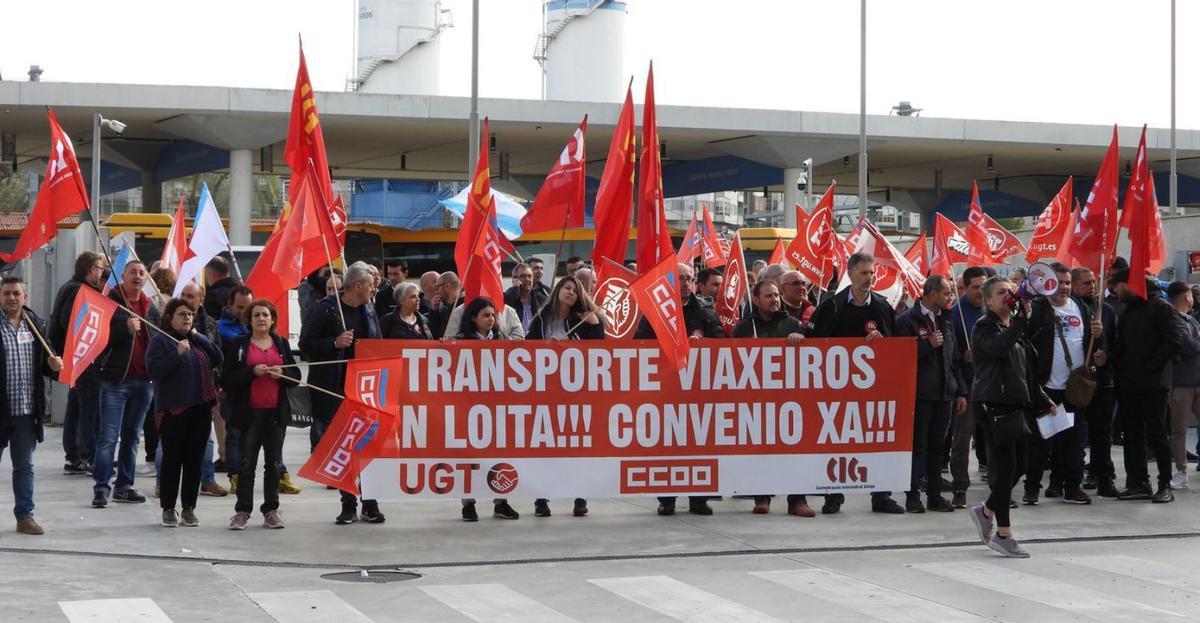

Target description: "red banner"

left=354, top=338, right=916, bottom=498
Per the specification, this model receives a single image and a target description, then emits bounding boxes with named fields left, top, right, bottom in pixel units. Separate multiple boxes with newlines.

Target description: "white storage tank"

left=356, top=0, right=451, bottom=95
left=540, top=0, right=627, bottom=102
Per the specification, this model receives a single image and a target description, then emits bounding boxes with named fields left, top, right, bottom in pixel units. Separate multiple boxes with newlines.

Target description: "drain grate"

left=321, top=569, right=422, bottom=584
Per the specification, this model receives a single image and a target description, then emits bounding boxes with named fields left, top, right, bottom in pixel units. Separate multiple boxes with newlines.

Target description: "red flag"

left=1054, top=200, right=1080, bottom=266
left=1069, top=125, right=1120, bottom=274
left=785, top=182, right=836, bottom=284
left=471, top=212, right=508, bottom=312
left=848, top=219, right=924, bottom=306
left=1126, top=126, right=1167, bottom=298
left=269, top=166, right=324, bottom=286
left=698, top=204, right=727, bottom=267
left=456, top=118, right=506, bottom=312
left=298, top=398, right=396, bottom=494
left=903, top=233, right=928, bottom=276
left=676, top=213, right=701, bottom=264
left=60, top=286, right=118, bottom=388
left=930, top=214, right=956, bottom=278
left=521, top=116, right=587, bottom=235
left=1026, top=177, right=1074, bottom=263
left=965, top=181, right=996, bottom=267
left=635, top=64, right=674, bottom=273
left=714, top=232, right=748, bottom=335
left=628, top=255, right=690, bottom=371
left=591, top=85, right=637, bottom=268
left=979, top=213, right=1026, bottom=263
left=594, top=258, right=642, bottom=339
left=159, top=198, right=188, bottom=275
left=769, top=238, right=787, bottom=266
left=1, top=109, right=90, bottom=263
left=344, top=359, right=404, bottom=416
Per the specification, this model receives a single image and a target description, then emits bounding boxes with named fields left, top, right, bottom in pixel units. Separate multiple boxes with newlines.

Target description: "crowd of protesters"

left=2, top=247, right=1198, bottom=560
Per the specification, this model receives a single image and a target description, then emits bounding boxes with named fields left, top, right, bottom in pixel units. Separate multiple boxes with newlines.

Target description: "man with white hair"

left=299, top=261, right=385, bottom=526
left=418, top=270, right=440, bottom=315
left=574, top=267, right=596, bottom=297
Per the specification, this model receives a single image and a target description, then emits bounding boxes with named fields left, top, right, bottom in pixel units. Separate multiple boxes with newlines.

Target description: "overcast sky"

left=2, top=0, right=1194, bottom=128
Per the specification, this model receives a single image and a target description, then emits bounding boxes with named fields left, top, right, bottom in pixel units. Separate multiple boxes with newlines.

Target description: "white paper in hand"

left=1037, top=403, right=1075, bottom=438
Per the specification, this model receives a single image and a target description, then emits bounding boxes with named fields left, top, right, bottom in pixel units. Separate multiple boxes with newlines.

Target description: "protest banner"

left=352, top=338, right=916, bottom=499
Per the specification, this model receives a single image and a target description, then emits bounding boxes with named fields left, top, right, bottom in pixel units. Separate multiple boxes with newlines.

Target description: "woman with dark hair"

left=968, top=277, right=1052, bottom=558
left=146, top=298, right=223, bottom=528
left=380, top=282, right=432, bottom=340
left=525, top=276, right=602, bottom=518
left=223, top=300, right=302, bottom=530
left=455, top=297, right=519, bottom=521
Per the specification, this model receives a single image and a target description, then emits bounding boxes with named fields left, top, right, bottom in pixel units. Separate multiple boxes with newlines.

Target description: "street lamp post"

left=858, top=0, right=868, bottom=220
left=86, top=113, right=126, bottom=252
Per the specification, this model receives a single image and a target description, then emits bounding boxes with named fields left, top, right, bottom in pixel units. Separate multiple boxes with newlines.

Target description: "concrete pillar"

left=783, top=167, right=804, bottom=228
left=229, top=149, right=252, bottom=246
left=140, top=170, right=162, bottom=213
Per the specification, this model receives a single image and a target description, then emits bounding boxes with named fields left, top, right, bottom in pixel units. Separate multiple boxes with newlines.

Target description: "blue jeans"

left=94, top=379, right=154, bottom=494
left=0, top=417, right=36, bottom=519
left=157, top=435, right=216, bottom=486
left=63, top=372, right=101, bottom=464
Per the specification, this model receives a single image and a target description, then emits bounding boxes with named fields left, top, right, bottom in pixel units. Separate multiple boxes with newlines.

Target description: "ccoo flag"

left=635, top=63, right=675, bottom=273
left=629, top=255, right=690, bottom=371
left=298, top=397, right=397, bottom=494
left=60, top=286, right=118, bottom=387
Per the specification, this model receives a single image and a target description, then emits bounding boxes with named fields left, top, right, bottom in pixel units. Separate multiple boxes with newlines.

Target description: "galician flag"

left=174, top=181, right=231, bottom=297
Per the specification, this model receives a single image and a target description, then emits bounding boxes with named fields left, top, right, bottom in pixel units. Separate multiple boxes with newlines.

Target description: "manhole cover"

left=321, top=570, right=422, bottom=584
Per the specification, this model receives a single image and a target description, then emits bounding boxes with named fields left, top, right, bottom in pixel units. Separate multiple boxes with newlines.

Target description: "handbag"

left=1055, top=316, right=1097, bottom=407
left=980, top=402, right=1030, bottom=445
left=286, top=385, right=312, bottom=428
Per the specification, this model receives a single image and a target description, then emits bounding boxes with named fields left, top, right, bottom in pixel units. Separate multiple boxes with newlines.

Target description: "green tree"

left=0, top=172, right=29, bottom=213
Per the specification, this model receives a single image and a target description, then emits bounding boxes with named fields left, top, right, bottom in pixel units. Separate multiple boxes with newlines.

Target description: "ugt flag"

left=60, top=287, right=118, bottom=387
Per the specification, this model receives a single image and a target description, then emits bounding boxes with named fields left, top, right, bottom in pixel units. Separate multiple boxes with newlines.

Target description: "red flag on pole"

left=769, top=238, right=787, bottom=266
left=591, top=85, right=637, bottom=268
left=269, top=165, right=325, bottom=287
left=785, top=182, right=836, bottom=284
left=594, top=258, right=642, bottom=339
left=676, top=213, right=701, bottom=264
left=699, top=204, right=726, bottom=267
left=1, top=109, right=90, bottom=263
left=60, top=286, right=118, bottom=388
left=903, top=233, right=928, bottom=276
left=1125, top=125, right=1167, bottom=298
left=1054, top=200, right=1081, bottom=266
left=456, top=118, right=506, bottom=312
left=520, top=116, right=588, bottom=235
left=1069, top=125, right=1120, bottom=275
left=628, top=255, right=690, bottom=371
left=930, top=213, right=961, bottom=278
left=979, top=213, right=1026, bottom=263
left=1026, top=177, right=1074, bottom=263
left=714, top=232, right=748, bottom=335
left=298, top=397, right=397, bottom=494
left=635, top=63, right=674, bottom=274
left=159, top=197, right=188, bottom=276
left=965, top=181, right=996, bottom=267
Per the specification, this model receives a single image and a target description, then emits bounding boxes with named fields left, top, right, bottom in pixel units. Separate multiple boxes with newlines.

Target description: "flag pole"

left=267, top=370, right=344, bottom=401
left=21, top=311, right=57, bottom=358
left=308, top=158, right=347, bottom=333
left=950, top=266, right=972, bottom=350
left=227, top=243, right=244, bottom=282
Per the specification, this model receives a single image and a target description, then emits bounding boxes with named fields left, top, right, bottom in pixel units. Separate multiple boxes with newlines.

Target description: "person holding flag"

left=0, top=277, right=64, bottom=536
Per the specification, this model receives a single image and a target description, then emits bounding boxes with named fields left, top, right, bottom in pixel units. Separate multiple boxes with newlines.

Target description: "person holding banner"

left=224, top=300, right=302, bottom=530
left=0, top=277, right=63, bottom=536
left=735, top=280, right=813, bottom=517
left=456, top=296, right=521, bottom=522
left=635, top=262, right=723, bottom=517
left=299, top=261, right=386, bottom=525
left=146, top=299, right=223, bottom=528
left=809, top=252, right=905, bottom=515
left=525, top=275, right=604, bottom=518
left=92, top=260, right=161, bottom=509
left=49, top=251, right=108, bottom=475
left=895, top=275, right=967, bottom=514
left=969, top=276, right=1049, bottom=558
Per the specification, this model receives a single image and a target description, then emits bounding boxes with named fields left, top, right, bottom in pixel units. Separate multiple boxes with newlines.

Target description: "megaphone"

left=1006, top=262, right=1060, bottom=310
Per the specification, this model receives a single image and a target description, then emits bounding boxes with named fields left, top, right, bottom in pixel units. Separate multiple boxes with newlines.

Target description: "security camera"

left=796, top=171, right=808, bottom=191
left=103, top=119, right=127, bottom=135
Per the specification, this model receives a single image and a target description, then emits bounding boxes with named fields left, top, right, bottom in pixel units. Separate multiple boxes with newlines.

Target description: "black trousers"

left=1025, top=388, right=1084, bottom=491
left=1120, top=390, right=1173, bottom=489
left=159, top=405, right=212, bottom=511
left=1083, top=386, right=1116, bottom=483
left=980, top=406, right=1029, bottom=528
left=910, top=399, right=952, bottom=498
left=143, top=401, right=159, bottom=463
left=235, top=409, right=285, bottom=515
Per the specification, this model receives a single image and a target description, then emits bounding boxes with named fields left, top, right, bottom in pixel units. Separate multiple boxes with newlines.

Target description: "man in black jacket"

left=299, top=261, right=385, bottom=525
left=1022, top=263, right=1103, bottom=506
left=1109, top=269, right=1183, bottom=503
left=0, top=277, right=64, bottom=535
left=1071, top=267, right=1119, bottom=497
left=808, top=252, right=905, bottom=515
left=202, top=256, right=238, bottom=321
left=428, top=272, right=462, bottom=340
left=895, top=275, right=966, bottom=513
left=373, top=259, right=409, bottom=318
left=48, top=251, right=107, bottom=474
left=503, top=263, right=547, bottom=333
left=635, top=262, right=723, bottom=516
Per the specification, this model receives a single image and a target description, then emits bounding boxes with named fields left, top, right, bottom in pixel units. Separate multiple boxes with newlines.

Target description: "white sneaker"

left=136, top=462, right=156, bottom=476
left=1170, top=471, right=1188, bottom=490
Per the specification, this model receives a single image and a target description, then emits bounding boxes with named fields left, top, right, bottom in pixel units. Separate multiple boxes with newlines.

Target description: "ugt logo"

left=70, top=303, right=105, bottom=367
left=598, top=276, right=637, bottom=338
left=826, top=456, right=868, bottom=484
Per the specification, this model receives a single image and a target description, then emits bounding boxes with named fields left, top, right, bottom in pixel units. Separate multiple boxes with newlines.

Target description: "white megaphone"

left=1021, top=262, right=1061, bottom=298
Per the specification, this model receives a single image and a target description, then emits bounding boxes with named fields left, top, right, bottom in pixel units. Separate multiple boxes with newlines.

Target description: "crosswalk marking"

left=419, top=583, right=578, bottom=622
left=60, top=598, right=172, bottom=623
left=588, top=575, right=781, bottom=623
left=750, top=569, right=987, bottom=622
left=248, top=590, right=373, bottom=623
left=1057, top=555, right=1199, bottom=593
left=912, top=561, right=1187, bottom=622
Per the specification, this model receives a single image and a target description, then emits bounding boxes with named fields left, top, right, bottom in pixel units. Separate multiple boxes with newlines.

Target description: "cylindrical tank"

left=544, top=1, right=627, bottom=102
left=356, top=0, right=448, bottom=95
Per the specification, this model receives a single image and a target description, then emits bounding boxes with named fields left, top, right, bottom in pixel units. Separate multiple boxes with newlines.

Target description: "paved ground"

left=1, top=427, right=1198, bottom=622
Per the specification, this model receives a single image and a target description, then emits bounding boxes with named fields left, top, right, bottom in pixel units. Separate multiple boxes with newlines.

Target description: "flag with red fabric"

left=676, top=213, right=701, bottom=264
left=1, top=109, right=90, bottom=263
left=159, top=198, right=188, bottom=275
left=590, top=85, right=637, bottom=268
left=628, top=255, right=690, bottom=371
left=635, top=64, right=674, bottom=273
left=455, top=118, right=506, bottom=312
left=698, top=205, right=726, bottom=267
left=714, top=232, right=748, bottom=335
left=269, top=163, right=328, bottom=287
left=930, top=214, right=961, bottom=278
left=903, top=233, right=928, bottom=276
left=1026, top=177, right=1074, bottom=263
left=769, top=238, right=787, bottom=266
left=978, top=213, right=1026, bottom=263
left=1069, top=126, right=1120, bottom=275
left=520, top=116, right=587, bottom=235
left=594, top=258, right=642, bottom=339
left=1125, top=126, right=1168, bottom=298
left=785, top=182, right=836, bottom=285
left=1055, top=200, right=1081, bottom=266
left=60, top=286, right=118, bottom=388
left=965, top=182, right=996, bottom=267
left=298, top=397, right=397, bottom=494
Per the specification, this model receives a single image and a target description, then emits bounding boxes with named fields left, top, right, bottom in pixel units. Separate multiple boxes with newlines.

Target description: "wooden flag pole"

left=21, top=311, right=57, bottom=358
left=267, top=370, right=344, bottom=401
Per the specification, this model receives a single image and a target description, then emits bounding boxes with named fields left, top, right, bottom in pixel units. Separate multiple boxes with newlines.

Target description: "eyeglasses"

left=174, top=311, right=195, bottom=319
left=679, top=276, right=696, bottom=283
left=782, top=281, right=807, bottom=287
